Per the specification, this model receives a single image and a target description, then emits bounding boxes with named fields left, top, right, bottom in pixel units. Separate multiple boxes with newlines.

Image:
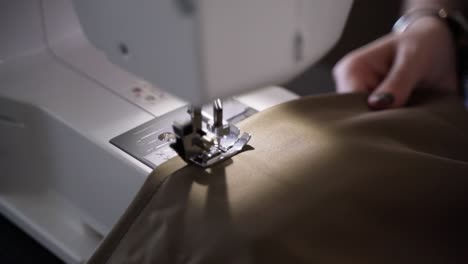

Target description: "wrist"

left=393, top=8, right=468, bottom=43
left=404, top=15, right=450, bottom=32
left=393, top=7, right=468, bottom=97
left=402, top=16, right=453, bottom=43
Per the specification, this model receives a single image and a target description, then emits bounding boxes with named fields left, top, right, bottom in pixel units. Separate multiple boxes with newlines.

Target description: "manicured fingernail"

left=368, top=93, right=395, bottom=110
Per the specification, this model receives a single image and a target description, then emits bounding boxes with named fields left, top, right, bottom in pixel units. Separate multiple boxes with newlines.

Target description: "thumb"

left=368, top=48, right=419, bottom=110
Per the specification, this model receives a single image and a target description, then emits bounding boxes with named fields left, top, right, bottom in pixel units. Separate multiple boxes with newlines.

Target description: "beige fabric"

left=89, top=93, right=468, bottom=264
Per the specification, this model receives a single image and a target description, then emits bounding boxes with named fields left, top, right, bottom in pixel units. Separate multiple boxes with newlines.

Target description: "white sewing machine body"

left=73, top=0, right=353, bottom=106
left=0, top=1, right=351, bottom=263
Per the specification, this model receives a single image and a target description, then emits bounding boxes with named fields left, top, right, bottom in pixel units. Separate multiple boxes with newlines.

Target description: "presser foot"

left=171, top=99, right=251, bottom=168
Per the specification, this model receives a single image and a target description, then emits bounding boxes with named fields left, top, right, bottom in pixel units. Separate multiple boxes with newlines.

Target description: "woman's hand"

left=333, top=17, right=458, bottom=110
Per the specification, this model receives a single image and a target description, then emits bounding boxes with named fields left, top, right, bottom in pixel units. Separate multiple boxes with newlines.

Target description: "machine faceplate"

left=110, top=99, right=257, bottom=168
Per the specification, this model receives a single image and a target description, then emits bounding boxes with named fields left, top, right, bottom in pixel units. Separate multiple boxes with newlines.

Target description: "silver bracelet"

left=392, top=8, right=468, bottom=34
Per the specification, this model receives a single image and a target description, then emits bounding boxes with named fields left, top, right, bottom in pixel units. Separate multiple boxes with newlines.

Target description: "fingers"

left=334, top=17, right=459, bottom=111
left=333, top=57, right=372, bottom=94
left=333, top=36, right=395, bottom=94
left=368, top=45, right=420, bottom=110
left=333, top=35, right=423, bottom=110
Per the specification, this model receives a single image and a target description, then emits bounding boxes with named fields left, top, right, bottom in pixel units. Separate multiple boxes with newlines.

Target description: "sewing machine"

left=0, top=0, right=351, bottom=263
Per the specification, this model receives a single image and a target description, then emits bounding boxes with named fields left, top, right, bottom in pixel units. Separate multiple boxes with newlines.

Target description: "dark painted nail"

left=368, top=93, right=395, bottom=110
